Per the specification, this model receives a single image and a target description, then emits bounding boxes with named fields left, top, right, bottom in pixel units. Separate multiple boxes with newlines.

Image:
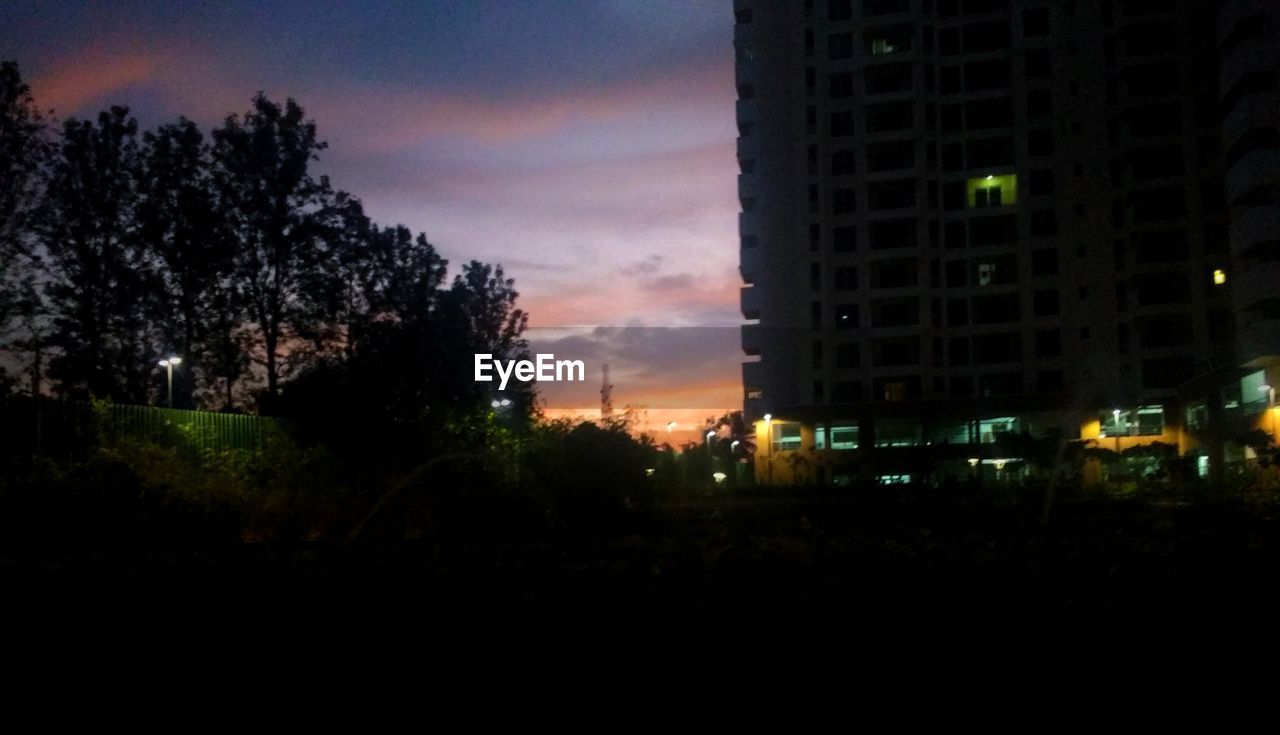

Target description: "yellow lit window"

left=967, top=174, right=1018, bottom=207
left=1213, top=268, right=1226, bottom=285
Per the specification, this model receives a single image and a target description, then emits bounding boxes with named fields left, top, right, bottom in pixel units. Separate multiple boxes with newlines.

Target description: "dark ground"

left=4, top=486, right=1279, bottom=630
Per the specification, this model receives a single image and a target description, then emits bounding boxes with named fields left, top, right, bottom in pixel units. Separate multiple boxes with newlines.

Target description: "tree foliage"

left=0, top=61, right=536, bottom=450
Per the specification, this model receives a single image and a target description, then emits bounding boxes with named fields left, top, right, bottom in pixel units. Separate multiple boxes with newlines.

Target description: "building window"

left=1035, top=329, right=1061, bottom=357
left=831, top=110, right=856, bottom=137
left=1023, top=8, right=1050, bottom=36
left=832, top=150, right=857, bottom=176
left=1101, top=406, right=1165, bottom=437
left=1032, top=289, right=1060, bottom=316
left=833, top=225, right=857, bottom=252
left=771, top=422, right=803, bottom=452
left=870, top=297, right=919, bottom=327
left=833, top=188, right=857, bottom=214
left=977, top=262, right=996, bottom=286
left=834, top=266, right=858, bottom=291
left=1242, top=370, right=1269, bottom=408
left=829, top=73, right=854, bottom=99
left=1027, top=89, right=1053, bottom=118
left=1185, top=402, right=1208, bottom=431
left=978, top=417, right=1020, bottom=443
left=967, top=174, right=1017, bottom=207
left=836, top=343, right=859, bottom=368
left=829, top=33, right=854, bottom=60
left=836, top=303, right=859, bottom=329
left=870, top=257, right=919, bottom=289
left=868, top=218, right=917, bottom=250
left=1030, top=209, right=1058, bottom=236
left=830, top=423, right=859, bottom=449
left=1028, top=129, right=1055, bottom=155
left=875, top=419, right=920, bottom=446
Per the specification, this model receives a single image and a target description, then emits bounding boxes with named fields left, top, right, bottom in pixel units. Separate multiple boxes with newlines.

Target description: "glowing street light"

left=157, top=356, right=181, bottom=408
left=1261, top=384, right=1276, bottom=439
left=731, top=440, right=740, bottom=451
left=1112, top=408, right=1123, bottom=452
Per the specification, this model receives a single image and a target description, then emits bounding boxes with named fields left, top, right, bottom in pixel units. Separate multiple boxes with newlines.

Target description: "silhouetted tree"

left=37, top=106, right=156, bottom=401
left=439, top=261, right=534, bottom=416
left=0, top=61, right=47, bottom=258
left=211, top=94, right=340, bottom=411
left=0, top=62, right=50, bottom=392
left=137, top=118, right=230, bottom=408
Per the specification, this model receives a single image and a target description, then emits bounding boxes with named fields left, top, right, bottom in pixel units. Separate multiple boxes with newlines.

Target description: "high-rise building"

left=736, top=0, right=1277, bottom=485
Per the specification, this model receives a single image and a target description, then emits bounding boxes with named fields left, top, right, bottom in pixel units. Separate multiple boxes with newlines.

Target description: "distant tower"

left=600, top=363, right=613, bottom=418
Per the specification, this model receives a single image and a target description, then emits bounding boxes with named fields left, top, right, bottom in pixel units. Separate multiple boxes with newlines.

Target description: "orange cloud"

left=31, top=47, right=169, bottom=114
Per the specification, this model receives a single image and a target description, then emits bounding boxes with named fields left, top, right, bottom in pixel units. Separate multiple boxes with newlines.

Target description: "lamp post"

left=666, top=421, right=677, bottom=443
left=158, top=356, right=182, bottom=408
left=1261, top=384, right=1276, bottom=440
left=763, top=413, right=772, bottom=484
left=1112, top=408, right=1122, bottom=453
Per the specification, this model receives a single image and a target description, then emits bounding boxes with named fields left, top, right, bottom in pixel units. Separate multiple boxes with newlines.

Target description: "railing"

left=0, top=396, right=271, bottom=463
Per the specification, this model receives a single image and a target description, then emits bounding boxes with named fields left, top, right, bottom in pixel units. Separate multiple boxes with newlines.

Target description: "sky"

left=2, top=0, right=743, bottom=438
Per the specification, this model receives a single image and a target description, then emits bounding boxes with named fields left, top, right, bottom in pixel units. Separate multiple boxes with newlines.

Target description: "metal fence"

left=0, top=396, right=269, bottom=463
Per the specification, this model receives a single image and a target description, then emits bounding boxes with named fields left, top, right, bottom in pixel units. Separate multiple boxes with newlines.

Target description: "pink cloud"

left=307, top=57, right=734, bottom=152
left=30, top=47, right=169, bottom=114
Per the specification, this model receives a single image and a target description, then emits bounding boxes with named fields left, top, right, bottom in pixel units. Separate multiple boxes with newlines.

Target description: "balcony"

left=741, top=323, right=762, bottom=356
left=740, top=285, right=760, bottom=320
left=739, top=240, right=760, bottom=285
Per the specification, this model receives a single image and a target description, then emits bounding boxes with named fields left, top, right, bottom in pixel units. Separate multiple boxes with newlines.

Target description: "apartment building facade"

left=736, top=0, right=1278, bottom=485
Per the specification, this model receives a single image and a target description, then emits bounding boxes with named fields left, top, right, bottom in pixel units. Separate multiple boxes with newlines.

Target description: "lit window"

left=1242, top=370, right=1268, bottom=407
left=870, top=38, right=897, bottom=55
left=771, top=422, right=802, bottom=452
left=1101, top=406, right=1164, bottom=437
left=979, top=417, right=1019, bottom=443
left=1213, top=268, right=1226, bottom=285
left=830, top=423, right=859, bottom=449
left=966, top=174, right=1018, bottom=207
left=978, top=263, right=995, bottom=285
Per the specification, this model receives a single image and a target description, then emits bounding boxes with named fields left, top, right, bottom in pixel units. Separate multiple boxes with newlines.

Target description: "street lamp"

left=666, top=421, right=677, bottom=441
left=1261, top=384, right=1276, bottom=440
left=1112, top=408, right=1122, bottom=454
left=158, top=356, right=181, bottom=408
left=762, top=413, right=773, bottom=484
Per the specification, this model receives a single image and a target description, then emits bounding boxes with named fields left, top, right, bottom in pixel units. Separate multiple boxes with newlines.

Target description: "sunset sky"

left=2, top=0, right=744, bottom=437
